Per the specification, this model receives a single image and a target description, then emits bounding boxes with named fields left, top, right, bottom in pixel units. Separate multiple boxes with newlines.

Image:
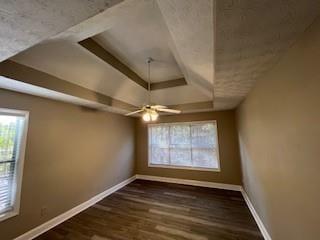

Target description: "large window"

left=148, top=121, right=220, bottom=171
left=0, top=108, right=28, bottom=221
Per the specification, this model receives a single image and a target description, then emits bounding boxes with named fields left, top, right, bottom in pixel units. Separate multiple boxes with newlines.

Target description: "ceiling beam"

left=150, top=78, right=187, bottom=91
left=79, top=38, right=148, bottom=89
left=79, top=38, right=188, bottom=91
left=0, top=60, right=136, bottom=112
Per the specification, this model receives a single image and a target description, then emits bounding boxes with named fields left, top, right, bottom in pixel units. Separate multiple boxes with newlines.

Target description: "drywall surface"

left=0, top=89, right=135, bottom=240
left=237, top=17, right=320, bottom=240
left=0, top=0, right=123, bottom=61
left=135, top=111, right=242, bottom=185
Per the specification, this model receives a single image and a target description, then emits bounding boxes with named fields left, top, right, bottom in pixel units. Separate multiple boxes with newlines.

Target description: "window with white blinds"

left=148, top=121, right=220, bottom=171
left=0, top=109, right=28, bottom=221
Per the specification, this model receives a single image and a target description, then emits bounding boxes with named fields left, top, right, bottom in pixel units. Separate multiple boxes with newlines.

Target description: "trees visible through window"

left=0, top=109, right=28, bottom=221
left=148, top=121, right=220, bottom=171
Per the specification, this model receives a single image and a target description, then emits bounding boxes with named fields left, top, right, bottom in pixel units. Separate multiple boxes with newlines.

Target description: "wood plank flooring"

left=36, top=180, right=263, bottom=240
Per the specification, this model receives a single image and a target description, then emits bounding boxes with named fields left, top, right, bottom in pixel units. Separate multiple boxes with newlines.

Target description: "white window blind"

left=148, top=121, right=220, bottom=171
left=0, top=109, right=28, bottom=220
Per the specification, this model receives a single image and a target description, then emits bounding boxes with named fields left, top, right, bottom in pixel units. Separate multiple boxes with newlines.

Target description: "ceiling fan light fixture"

left=125, top=57, right=181, bottom=121
left=150, top=110, right=159, bottom=121
left=142, top=110, right=158, bottom=122
left=142, top=111, right=151, bottom=122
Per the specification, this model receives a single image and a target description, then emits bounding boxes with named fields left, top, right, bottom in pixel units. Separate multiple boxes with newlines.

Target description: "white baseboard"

left=15, top=175, right=136, bottom=240
left=241, top=188, right=272, bottom=240
left=136, top=174, right=242, bottom=191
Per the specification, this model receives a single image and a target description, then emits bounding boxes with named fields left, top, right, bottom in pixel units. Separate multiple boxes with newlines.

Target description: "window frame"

left=0, top=108, right=29, bottom=222
left=147, top=120, right=221, bottom=172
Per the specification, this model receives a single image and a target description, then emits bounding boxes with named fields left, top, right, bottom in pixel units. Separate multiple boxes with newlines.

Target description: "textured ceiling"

left=157, top=0, right=214, bottom=96
left=94, top=0, right=183, bottom=82
left=214, top=0, right=320, bottom=110
left=3, top=0, right=320, bottom=114
left=0, top=0, right=122, bottom=62
left=11, top=0, right=212, bottom=109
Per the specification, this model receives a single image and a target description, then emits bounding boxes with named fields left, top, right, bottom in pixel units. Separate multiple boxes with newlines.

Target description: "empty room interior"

left=0, top=1, right=319, bottom=240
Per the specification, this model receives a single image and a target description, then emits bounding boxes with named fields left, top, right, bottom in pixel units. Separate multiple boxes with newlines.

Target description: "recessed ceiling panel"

left=94, top=0, right=183, bottom=83
left=11, top=39, right=209, bottom=108
left=11, top=41, right=146, bottom=106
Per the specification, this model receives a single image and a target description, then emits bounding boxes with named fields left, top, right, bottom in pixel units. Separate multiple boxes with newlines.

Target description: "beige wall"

left=135, top=111, right=242, bottom=185
left=237, top=17, right=320, bottom=239
left=0, top=89, right=135, bottom=240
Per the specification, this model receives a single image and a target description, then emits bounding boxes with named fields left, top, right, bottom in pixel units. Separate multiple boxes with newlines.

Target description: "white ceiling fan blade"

left=151, top=105, right=168, bottom=109
left=125, top=109, right=144, bottom=116
left=157, top=108, right=181, bottom=114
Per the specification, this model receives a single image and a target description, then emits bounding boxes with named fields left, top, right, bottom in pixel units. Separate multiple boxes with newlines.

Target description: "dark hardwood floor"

left=36, top=180, right=263, bottom=240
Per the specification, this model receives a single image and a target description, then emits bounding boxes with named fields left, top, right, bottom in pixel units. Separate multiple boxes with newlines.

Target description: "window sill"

left=0, top=210, right=18, bottom=222
left=148, top=164, right=221, bottom=172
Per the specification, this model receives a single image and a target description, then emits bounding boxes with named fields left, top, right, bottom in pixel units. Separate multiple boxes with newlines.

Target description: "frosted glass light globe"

left=142, top=112, right=151, bottom=122
left=150, top=111, right=159, bottom=121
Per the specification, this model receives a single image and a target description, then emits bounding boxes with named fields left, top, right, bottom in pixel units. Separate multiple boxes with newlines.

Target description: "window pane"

left=170, top=125, right=190, bottom=145
left=170, top=148, right=191, bottom=166
left=191, top=123, right=217, bottom=148
left=149, top=126, right=169, bottom=165
left=0, top=162, right=14, bottom=212
left=0, top=113, right=26, bottom=215
left=169, top=124, right=191, bottom=166
left=150, top=126, right=169, bottom=147
left=148, top=121, right=219, bottom=170
left=150, top=147, right=169, bottom=165
left=0, top=116, right=19, bottom=161
left=192, top=149, right=218, bottom=168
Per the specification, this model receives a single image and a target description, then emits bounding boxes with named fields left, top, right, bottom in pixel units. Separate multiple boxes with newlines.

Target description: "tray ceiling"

left=94, top=0, right=183, bottom=83
left=1, top=0, right=319, bottom=114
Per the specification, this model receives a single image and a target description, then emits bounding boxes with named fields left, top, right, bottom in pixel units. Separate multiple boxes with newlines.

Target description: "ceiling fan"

left=125, top=57, right=181, bottom=122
